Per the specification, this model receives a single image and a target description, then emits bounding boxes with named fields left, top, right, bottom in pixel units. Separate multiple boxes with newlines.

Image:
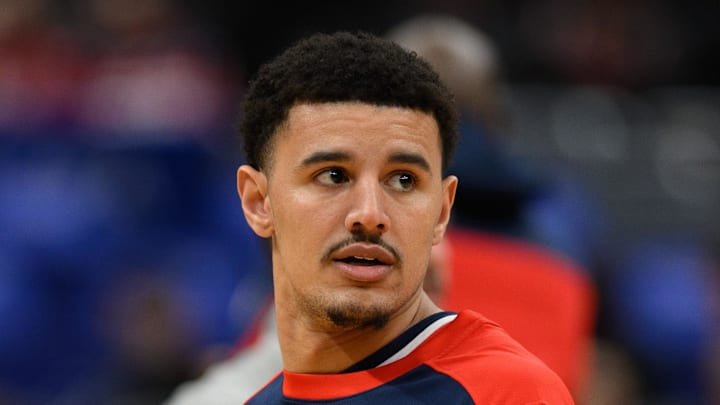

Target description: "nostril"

left=351, top=222, right=386, bottom=233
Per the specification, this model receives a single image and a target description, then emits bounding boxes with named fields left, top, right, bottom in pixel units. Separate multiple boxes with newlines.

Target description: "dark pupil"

left=399, top=174, right=412, bottom=187
left=330, top=169, right=345, bottom=183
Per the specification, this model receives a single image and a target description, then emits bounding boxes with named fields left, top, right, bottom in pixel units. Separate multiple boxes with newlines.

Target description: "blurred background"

left=1, top=0, right=718, bottom=404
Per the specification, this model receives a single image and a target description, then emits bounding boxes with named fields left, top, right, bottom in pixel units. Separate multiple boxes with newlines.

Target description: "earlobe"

left=432, top=175, right=458, bottom=245
left=237, top=165, right=273, bottom=238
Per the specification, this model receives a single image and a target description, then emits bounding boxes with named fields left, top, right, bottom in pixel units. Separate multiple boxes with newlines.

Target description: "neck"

left=275, top=291, right=441, bottom=373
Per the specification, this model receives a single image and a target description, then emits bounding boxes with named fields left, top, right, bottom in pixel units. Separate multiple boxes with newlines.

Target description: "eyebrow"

left=300, top=150, right=351, bottom=167
left=300, top=150, right=432, bottom=173
left=388, top=152, right=431, bottom=173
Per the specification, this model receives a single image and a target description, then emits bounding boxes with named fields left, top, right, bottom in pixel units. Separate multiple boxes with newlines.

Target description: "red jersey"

left=247, top=310, right=574, bottom=404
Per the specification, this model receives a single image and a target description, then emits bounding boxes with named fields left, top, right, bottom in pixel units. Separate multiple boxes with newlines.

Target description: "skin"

left=237, top=102, right=457, bottom=373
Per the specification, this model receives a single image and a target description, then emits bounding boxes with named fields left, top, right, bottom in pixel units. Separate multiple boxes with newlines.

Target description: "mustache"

left=322, top=232, right=402, bottom=266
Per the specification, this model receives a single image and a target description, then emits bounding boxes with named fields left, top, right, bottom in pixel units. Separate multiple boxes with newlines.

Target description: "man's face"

left=239, top=102, right=456, bottom=329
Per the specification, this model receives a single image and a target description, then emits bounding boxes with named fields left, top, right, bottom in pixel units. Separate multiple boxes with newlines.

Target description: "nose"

left=344, top=177, right=390, bottom=235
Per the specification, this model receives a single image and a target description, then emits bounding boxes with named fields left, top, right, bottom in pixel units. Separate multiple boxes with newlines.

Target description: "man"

left=236, top=32, right=573, bottom=403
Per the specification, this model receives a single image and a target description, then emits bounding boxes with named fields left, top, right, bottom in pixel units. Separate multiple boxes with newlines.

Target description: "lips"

left=331, top=243, right=396, bottom=282
left=332, top=244, right=396, bottom=265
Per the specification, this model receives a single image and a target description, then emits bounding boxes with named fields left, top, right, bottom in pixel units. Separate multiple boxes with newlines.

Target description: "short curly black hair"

left=240, top=31, right=458, bottom=173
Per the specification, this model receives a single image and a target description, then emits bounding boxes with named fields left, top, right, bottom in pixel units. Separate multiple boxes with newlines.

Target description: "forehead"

left=269, top=102, right=442, bottom=168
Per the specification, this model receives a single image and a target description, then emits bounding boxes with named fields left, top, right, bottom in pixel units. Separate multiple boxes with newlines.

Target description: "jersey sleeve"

left=428, top=351, right=575, bottom=404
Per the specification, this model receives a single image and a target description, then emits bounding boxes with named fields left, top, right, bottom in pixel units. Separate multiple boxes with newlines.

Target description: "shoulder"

left=426, top=310, right=575, bottom=404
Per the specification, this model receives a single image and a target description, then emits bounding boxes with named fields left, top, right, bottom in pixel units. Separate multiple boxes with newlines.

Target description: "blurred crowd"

left=1, top=0, right=719, bottom=404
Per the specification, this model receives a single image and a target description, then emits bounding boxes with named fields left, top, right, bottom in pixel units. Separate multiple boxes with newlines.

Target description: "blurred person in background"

left=387, top=14, right=607, bottom=270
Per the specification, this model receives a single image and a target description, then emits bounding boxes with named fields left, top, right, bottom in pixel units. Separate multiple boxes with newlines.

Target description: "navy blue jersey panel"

left=246, top=374, right=284, bottom=404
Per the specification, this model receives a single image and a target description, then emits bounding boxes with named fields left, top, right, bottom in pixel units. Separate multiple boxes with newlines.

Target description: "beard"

left=325, top=302, right=391, bottom=330
left=297, top=290, right=394, bottom=331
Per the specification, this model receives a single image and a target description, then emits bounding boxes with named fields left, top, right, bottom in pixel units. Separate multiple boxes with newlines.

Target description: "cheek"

left=395, top=194, right=442, bottom=233
left=275, top=189, right=338, bottom=226
left=390, top=198, right=442, bottom=261
left=271, top=191, right=339, bottom=252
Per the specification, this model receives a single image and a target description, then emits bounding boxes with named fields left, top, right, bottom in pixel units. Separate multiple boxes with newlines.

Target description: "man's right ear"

left=237, top=165, right=273, bottom=238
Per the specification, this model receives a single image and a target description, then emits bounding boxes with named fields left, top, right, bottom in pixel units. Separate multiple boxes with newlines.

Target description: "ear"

left=432, top=175, right=458, bottom=245
left=237, top=165, right=273, bottom=238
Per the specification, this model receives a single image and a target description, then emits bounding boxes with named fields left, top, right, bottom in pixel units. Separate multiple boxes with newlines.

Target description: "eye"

left=315, top=167, right=349, bottom=186
left=387, top=172, right=416, bottom=192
